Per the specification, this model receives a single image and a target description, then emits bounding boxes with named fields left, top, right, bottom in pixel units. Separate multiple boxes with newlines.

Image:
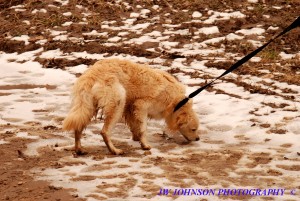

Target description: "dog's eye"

left=191, top=129, right=197, bottom=132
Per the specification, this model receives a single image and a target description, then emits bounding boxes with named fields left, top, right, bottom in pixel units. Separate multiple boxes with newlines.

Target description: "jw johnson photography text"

left=157, top=188, right=298, bottom=197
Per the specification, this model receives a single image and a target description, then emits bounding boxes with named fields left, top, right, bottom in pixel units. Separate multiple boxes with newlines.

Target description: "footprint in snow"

left=206, top=124, right=233, bottom=132
left=197, top=107, right=215, bottom=115
left=286, top=121, right=300, bottom=135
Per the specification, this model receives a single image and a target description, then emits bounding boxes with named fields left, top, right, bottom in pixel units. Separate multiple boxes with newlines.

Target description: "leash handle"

left=174, top=16, right=300, bottom=112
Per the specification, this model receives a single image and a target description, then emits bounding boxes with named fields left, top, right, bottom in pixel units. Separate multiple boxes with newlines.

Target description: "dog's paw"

left=141, top=144, right=151, bottom=150
left=112, top=148, right=125, bottom=155
left=74, top=149, right=88, bottom=156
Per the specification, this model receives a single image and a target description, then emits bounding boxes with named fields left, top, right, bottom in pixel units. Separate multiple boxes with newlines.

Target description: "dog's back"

left=92, top=59, right=186, bottom=104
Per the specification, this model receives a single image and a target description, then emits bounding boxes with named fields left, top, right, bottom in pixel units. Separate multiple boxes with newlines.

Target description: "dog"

left=63, top=59, right=199, bottom=155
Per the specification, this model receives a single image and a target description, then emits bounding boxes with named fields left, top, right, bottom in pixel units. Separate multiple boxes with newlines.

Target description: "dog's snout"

left=195, top=137, right=200, bottom=141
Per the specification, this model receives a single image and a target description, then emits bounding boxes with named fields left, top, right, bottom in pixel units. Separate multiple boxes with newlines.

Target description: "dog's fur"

left=63, top=59, right=199, bottom=155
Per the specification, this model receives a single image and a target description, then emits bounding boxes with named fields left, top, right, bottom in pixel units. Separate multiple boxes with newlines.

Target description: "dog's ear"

left=176, top=112, right=187, bottom=128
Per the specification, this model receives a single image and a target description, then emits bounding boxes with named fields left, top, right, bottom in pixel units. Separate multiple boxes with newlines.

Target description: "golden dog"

left=63, top=59, right=199, bottom=155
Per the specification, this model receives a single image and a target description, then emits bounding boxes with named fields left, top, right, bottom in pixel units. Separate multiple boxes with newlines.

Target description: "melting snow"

left=197, top=26, right=220, bottom=35
left=11, top=35, right=30, bottom=45
left=192, top=11, right=202, bottom=18
left=0, top=139, right=8, bottom=144
left=236, top=27, right=266, bottom=35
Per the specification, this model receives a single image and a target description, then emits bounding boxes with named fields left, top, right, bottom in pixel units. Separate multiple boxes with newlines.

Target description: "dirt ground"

left=0, top=0, right=299, bottom=200
left=0, top=124, right=85, bottom=200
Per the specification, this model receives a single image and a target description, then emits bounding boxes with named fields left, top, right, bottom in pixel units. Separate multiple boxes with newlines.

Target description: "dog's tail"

left=63, top=81, right=95, bottom=132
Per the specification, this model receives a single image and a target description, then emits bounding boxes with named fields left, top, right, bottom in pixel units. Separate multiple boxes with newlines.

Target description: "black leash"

left=174, top=16, right=300, bottom=112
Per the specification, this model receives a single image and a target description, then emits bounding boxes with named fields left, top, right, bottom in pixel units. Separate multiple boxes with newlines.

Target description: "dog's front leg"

left=139, top=118, right=151, bottom=150
left=129, top=120, right=151, bottom=150
left=126, top=101, right=151, bottom=150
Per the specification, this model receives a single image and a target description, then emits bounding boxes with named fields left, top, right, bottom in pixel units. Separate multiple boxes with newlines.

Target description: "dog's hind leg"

left=125, top=100, right=151, bottom=150
left=74, top=129, right=87, bottom=155
left=101, top=101, right=125, bottom=155
left=97, top=81, right=126, bottom=155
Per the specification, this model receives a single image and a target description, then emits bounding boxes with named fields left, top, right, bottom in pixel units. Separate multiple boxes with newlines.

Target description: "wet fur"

left=63, top=59, right=199, bottom=155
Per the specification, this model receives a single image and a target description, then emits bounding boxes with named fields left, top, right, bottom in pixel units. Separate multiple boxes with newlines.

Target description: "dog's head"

left=166, top=100, right=199, bottom=141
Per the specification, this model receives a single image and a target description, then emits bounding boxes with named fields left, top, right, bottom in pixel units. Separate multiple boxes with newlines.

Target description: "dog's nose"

left=195, top=137, right=200, bottom=141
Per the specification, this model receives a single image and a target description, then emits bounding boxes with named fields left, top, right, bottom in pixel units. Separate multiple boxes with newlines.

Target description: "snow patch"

left=197, top=26, right=219, bottom=35
left=0, top=139, right=8, bottom=145
left=192, top=11, right=202, bottom=18
left=236, top=27, right=265, bottom=35
left=11, top=35, right=30, bottom=45
left=204, top=11, right=245, bottom=24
